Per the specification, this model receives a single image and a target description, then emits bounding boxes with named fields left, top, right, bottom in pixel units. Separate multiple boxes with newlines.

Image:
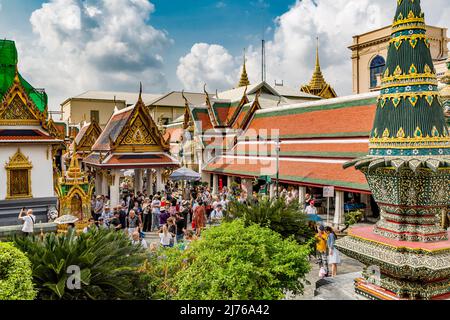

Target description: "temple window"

left=5, top=149, right=33, bottom=199
left=370, top=55, right=386, bottom=88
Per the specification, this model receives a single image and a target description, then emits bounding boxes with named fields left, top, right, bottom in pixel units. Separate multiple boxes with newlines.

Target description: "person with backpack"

left=18, top=208, right=35, bottom=236
left=210, top=203, right=224, bottom=225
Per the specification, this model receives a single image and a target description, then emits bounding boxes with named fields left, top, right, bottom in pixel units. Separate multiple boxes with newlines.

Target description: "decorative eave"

left=344, top=155, right=450, bottom=172
left=204, top=85, right=219, bottom=127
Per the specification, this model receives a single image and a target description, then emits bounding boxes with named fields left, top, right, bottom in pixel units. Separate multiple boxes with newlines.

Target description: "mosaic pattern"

left=336, top=235, right=450, bottom=299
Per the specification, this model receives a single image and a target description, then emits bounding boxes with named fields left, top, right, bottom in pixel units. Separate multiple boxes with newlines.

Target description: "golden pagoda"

left=237, top=50, right=250, bottom=88
left=55, top=144, right=93, bottom=222
left=301, top=38, right=337, bottom=99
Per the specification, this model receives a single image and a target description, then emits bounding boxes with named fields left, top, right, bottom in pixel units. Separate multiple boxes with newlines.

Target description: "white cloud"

left=18, top=0, right=172, bottom=110
left=215, top=1, right=226, bottom=9
left=177, top=43, right=239, bottom=92
left=178, top=0, right=449, bottom=96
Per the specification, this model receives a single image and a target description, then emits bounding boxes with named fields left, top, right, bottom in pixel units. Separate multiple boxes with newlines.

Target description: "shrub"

left=225, top=197, right=315, bottom=244
left=0, top=242, right=36, bottom=300
left=144, top=220, right=311, bottom=300
left=13, top=228, right=147, bottom=300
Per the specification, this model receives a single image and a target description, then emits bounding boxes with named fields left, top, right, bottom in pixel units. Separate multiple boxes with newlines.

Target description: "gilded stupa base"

left=335, top=227, right=450, bottom=300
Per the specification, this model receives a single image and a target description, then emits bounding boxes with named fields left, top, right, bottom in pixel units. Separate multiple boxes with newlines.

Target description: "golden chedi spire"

left=301, top=37, right=337, bottom=99
left=66, top=144, right=83, bottom=180
left=237, top=49, right=250, bottom=88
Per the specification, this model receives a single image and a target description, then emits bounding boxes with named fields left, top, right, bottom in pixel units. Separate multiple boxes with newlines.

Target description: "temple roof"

left=204, top=92, right=378, bottom=192
left=0, top=128, right=61, bottom=143
left=0, top=40, right=47, bottom=112
left=84, top=152, right=179, bottom=169
left=87, top=87, right=177, bottom=169
left=301, top=40, right=337, bottom=99
left=92, top=106, right=133, bottom=151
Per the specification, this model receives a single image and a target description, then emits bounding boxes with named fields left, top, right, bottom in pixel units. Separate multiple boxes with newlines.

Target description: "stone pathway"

left=285, top=251, right=364, bottom=300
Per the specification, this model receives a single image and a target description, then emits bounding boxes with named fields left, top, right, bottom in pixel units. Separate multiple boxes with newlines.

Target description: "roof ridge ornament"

left=237, top=48, right=251, bottom=88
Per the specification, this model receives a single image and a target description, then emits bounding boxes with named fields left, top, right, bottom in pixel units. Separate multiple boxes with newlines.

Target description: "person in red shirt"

left=193, top=200, right=206, bottom=237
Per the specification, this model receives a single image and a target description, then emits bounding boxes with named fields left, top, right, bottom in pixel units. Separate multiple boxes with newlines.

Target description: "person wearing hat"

left=315, top=225, right=329, bottom=277
left=151, top=195, right=161, bottom=232
left=101, top=205, right=113, bottom=227
left=305, top=200, right=317, bottom=215
left=97, top=217, right=108, bottom=229
left=93, top=195, right=104, bottom=221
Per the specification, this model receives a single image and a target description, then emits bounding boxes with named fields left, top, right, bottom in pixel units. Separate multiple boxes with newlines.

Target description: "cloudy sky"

left=0, top=0, right=449, bottom=110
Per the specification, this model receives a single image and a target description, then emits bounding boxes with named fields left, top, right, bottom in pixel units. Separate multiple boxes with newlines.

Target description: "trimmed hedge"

left=0, top=242, right=36, bottom=300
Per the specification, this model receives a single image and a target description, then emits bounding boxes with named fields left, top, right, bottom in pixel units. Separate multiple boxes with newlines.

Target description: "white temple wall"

left=0, top=144, right=54, bottom=200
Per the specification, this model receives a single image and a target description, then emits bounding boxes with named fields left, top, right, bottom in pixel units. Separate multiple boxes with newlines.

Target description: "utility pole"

left=275, top=138, right=280, bottom=198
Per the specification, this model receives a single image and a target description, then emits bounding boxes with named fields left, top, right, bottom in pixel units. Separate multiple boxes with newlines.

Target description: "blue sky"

left=0, top=0, right=448, bottom=109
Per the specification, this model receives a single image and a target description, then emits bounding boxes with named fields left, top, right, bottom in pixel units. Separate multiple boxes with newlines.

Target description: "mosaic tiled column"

left=335, top=0, right=450, bottom=300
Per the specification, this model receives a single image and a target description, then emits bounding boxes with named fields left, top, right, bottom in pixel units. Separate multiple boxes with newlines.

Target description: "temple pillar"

left=269, top=184, right=275, bottom=199
left=360, top=193, right=372, bottom=219
left=212, top=174, right=219, bottom=195
left=299, top=186, right=307, bottom=207
left=227, top=176, right=233, bottom=188
left=156, top=168, right=163, bottom=193
left=101, top=171, right=109, bottom=197
left=201, top=172, right=210, bottom=186
left=333, top=190, right=345, bottom=227
left=241, top=179, right=253, bottom=197
left=95, top=171, right=102, bottom=196
left=110, top=169, right=121, bottom=208
left=146, top=169, right=154, bottom=195
left=134, top=169, right=143, bottom=193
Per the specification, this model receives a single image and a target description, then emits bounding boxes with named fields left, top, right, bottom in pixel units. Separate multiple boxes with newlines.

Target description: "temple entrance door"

left=71, top=194, right=83, bottom=220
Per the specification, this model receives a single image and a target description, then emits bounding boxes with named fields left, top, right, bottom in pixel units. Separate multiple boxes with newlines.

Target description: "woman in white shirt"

left=159, top=224, right=173, bottom=248
left=305, top=201, right=317, bottom=215
left=18, top=208, right=35, bottom=236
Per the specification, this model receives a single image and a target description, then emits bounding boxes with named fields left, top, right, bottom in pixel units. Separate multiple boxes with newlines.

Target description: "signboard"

left=323, top=186, right=335, bottom=198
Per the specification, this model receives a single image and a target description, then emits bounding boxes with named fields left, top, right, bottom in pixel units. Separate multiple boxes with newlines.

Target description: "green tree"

left=144, top=220, right=311, bottom=300
left=225, top=197, right=315, bottom=244
left=12, top=228, right=147, bottom=300
left=0, top=242, right=36, bottom=300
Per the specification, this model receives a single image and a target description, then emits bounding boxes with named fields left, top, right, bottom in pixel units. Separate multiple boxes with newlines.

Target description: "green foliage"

left=344, top=210, right=365, bottom=226
left=225, top=197, right=315, bottom=244
left=142, top=220, right=311, bottom=300
left=0, top=242, right=36, bottom=300
left=12, top=228, right=147, bottom=300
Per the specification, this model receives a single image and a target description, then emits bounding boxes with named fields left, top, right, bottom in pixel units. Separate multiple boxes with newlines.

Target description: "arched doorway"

left=71, top=194, right=83, bottom=220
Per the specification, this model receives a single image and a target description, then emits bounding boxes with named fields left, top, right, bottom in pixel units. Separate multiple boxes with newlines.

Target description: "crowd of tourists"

left=18, top=182, right=343, bottom=279
left=86, top=184, right=231, bottom=249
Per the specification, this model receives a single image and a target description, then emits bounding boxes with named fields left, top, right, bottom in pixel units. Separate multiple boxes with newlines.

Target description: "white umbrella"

left=54, top=214, right=79, bottom=225
left=169, top=167, right=201, bottom=181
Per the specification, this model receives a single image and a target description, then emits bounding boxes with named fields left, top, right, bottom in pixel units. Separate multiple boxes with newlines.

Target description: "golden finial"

left=138, top=82, right=143, bottom=103
left=13, top=64, right=20, bottom=84
left=237, top=48, right=250, bottom=88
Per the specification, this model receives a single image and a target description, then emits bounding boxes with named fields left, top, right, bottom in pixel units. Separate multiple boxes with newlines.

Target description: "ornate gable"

left=114, top=89, right=170, bottom=153
left=0, top=73, right=44, bottom=126
left=227, top=86, right=250, bottom=127
left=76, top=121, right=102, bottom=152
